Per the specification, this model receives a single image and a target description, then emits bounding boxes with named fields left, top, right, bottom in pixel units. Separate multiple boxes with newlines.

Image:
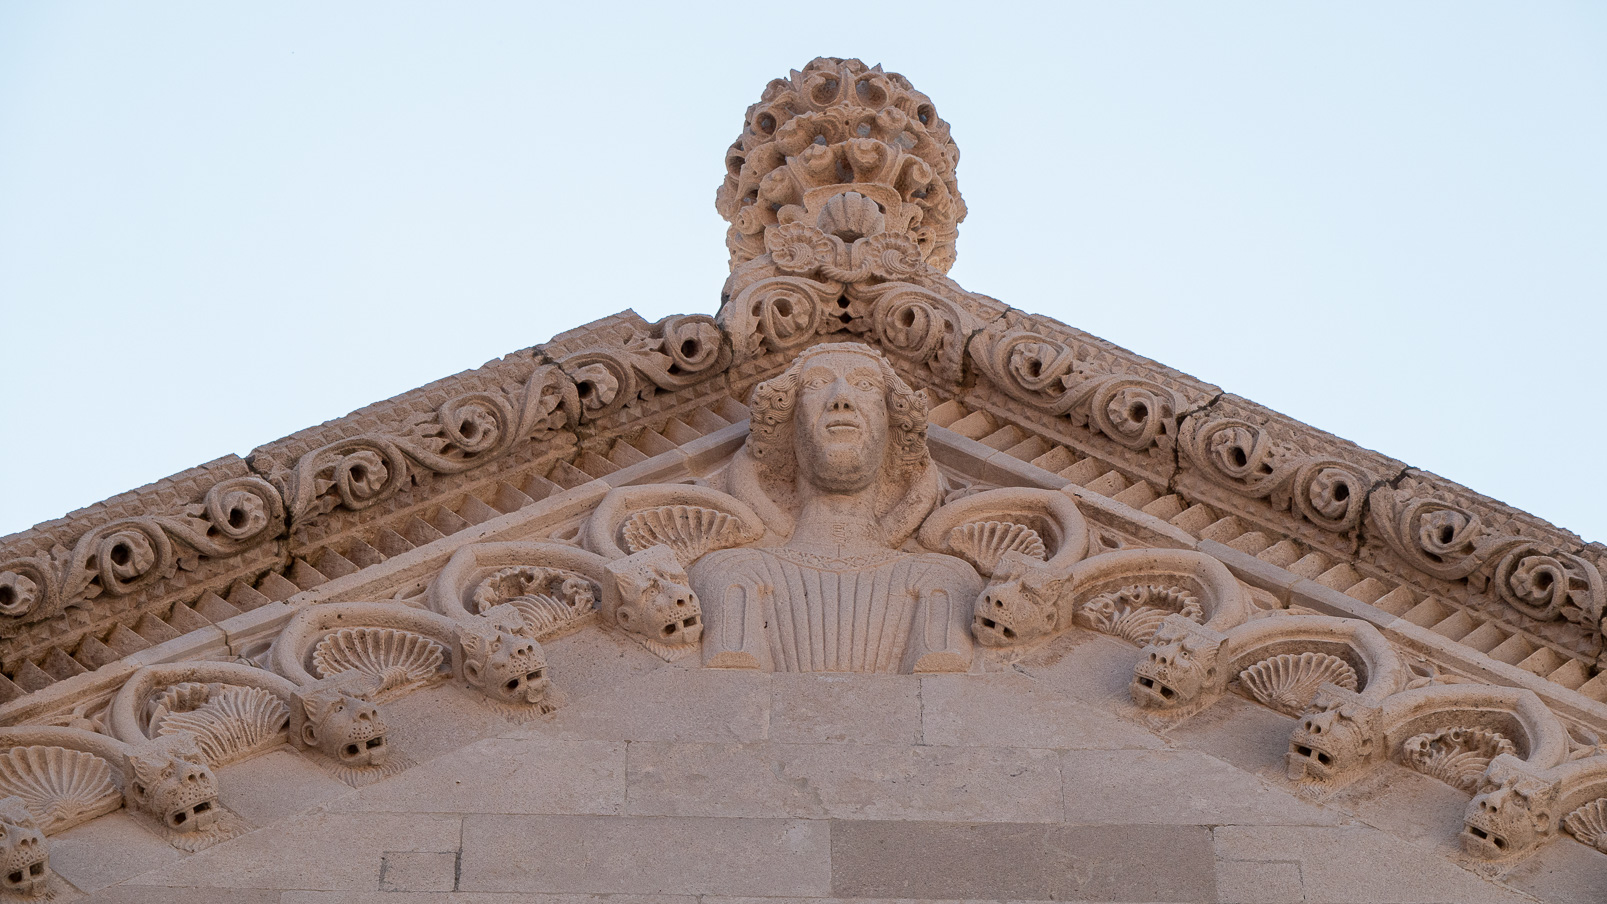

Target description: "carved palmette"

left=311, top=627, right=447, bottom=694
left=1238, top=653, right=1359, bottom=717
left=1402, top=727, right=1516, bottom=792
left=1563, top=798, right=1607, bottom=851
left=947, top=521, right=1046, bottom=577
left=1078, top=584, right=1203, bottom=646
left=622, top=505, right=748, bottom=563
left=0, top=746, right=121, bottom=834
left=146, top=683, right=289, bottom=766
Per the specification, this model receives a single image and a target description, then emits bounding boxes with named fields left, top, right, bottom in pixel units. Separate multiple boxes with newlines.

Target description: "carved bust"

left=692, top=343, right=979, bottom=672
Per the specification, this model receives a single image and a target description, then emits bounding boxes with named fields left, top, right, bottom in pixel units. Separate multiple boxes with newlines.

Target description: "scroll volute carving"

left=1178, top=415, right=1372, bottom=534
left=969, top=324, right=1182, bottom=455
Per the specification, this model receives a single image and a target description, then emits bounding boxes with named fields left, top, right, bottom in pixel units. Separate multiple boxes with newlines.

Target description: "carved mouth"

left=662, top=615, right=701, bottom=638
left=168, top=798, right=217, bottom=831
left=343, top=736, right=386, bottom=762
left=3, top=859, right=45, bottom=891
left=1460, top=825, right=1510, bottom=857
left=973, top=615, right=1016, bottom=642
left=1131, top=674, right=1178, bottom=705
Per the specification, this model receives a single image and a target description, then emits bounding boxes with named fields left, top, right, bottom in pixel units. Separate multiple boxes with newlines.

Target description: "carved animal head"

left=297, top=684, right=388, bottom=767
left=124, top=732, right=220, bottom=833
left=0, top=797, right=49, bottom=898
left=607, top=545, right=703, bottom=648
left=1286, top=685, right=1382, bottom=783
left=972, top=552, right=1069, bottom=647
left=1130, top=615, right=1223, bottom=710
left=1462, top=756, right=1559, bottom=859
left=458, top=620, right=552, bottom=708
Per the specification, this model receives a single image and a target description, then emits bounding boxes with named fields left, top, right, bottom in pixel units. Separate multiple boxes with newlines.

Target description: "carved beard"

left=800, top=418, right=886, bottom=494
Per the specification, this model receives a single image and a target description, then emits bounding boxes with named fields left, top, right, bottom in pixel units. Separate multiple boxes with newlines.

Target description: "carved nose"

left=1150, top=650, right=1170, bottom=666
left=1480, top=789, right=1508, bottom=811
left=356, top=707, right=376, bottom=722
left=828, top=391, right=855, bottom=411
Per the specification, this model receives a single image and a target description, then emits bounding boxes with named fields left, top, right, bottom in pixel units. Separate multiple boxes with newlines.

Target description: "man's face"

left=796, top=351, right=889, bottom=493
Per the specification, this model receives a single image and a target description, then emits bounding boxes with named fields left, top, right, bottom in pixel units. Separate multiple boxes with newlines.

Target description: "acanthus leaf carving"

left=556, top=314, right=732, bottom=423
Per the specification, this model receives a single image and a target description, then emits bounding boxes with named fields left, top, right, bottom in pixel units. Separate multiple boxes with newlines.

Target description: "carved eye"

left=855, top=379, right=875, bottom=391
left=805, top=377, right=828, bottom=389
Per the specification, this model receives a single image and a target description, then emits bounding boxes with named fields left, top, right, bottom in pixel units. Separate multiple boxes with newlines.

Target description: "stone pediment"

left=0, top=56, right=1602, bottom=901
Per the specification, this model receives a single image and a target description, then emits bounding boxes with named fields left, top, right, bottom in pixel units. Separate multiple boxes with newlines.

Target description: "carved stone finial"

left=716, top=57, right=965, bottom=274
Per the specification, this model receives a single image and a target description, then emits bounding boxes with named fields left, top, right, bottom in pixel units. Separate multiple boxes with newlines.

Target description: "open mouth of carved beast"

left=661, top=614, right=701, bottom=640
left=342, top=735, right=387, bottom=762
left=1130, top=673, right=1179, bottom=706
left=167, top=798, right=217, bottom=831
left=1286, top=740, right=1338, bottom=780
left=1460, top=824, right=1511, bottom=858
left=3, top=859, right=45, bottom=892
left=972, top=615, right=1017, bottom=643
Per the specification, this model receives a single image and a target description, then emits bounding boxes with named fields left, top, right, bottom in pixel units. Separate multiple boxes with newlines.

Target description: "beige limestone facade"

left=0, top=57, right=1604, bottom=903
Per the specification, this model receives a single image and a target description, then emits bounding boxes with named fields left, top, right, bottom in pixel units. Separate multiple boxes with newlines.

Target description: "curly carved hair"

left=747, top=343, right=929, bottom=484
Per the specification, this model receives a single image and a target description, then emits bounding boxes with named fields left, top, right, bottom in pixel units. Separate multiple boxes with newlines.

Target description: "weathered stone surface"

left=830, top=819, right=1217, bottom=901
left=1214, top=857, right=1304, bottom=904
left=1060, top=749, right=1340, bottom=826
left=626, top=742, right=1064, bottom=822
left=216, top=747, right=353, bottom=826
left=379, top=851, right=459, bottom=893
left=456, top=815, right=830, bottom=895
left=50, top=811, right=183, bottom=893
left=327, top=737, right=625, bottom=815
left=510, top=668, right=769, bottom=744
left=770, top=673, right=921, bottom=745
left=1213, top=824, right=1536, bottom=904
left=920, top=673, right=1163, bottom=750
left=121, top=812, right=462, bottom=891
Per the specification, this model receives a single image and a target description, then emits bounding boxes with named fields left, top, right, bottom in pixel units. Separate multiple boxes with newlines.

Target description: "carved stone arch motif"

left=917, top=486, right=1090, bottom=577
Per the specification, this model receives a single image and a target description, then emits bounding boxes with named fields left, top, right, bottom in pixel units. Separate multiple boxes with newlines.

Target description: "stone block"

left=1002, top=631, right=1144, bottom=709
left=1214, top=858, right=1304, bottom=904
left=121, top=812, right=462, bottom=891
left=510, top=667, right=769, bottom=744
left=1326, top=762, right=1470, bottom=859
left=283, top=894, right=695, bottom=904
left=1213, top=824, right=1534, bottom=903
left=1497, top=835, right=1607, bottom=904
left=920, top=672, right=1163, bottom=750
left=456, top=815, right=830, bottom=895
left=328, top=737, right=625, bottom=815
left=829, top=819, right=1217, bottom=901
left=626, top=741, right=1064, bottom=822
left=49, top=811, right=182, bottom=893
left=379, top=851, right=459, bottom=892
left=770, top=673, right=920, bottom=745
left=88, top=888, right=283, bottom=904
left=382, top=681, right=513, bottom=764
left=1163, top=693, right=1299, bottom=776
left=217, top=747, right=354, bottom=826
left=1061, top=749, right=1339, bottom=827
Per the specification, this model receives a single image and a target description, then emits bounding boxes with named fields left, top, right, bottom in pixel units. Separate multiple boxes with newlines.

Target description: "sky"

left=1, top=3, right=1603, bottom=543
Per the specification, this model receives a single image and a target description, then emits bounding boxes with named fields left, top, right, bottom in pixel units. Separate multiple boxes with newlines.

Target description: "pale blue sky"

left=2, top=3, right=1603, bottom=542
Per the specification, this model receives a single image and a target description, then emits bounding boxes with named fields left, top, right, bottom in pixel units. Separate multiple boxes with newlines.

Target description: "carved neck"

left=786, top=488, right=887, bottom=555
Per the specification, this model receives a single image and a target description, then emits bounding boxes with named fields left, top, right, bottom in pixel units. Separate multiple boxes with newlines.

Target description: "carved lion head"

left=1462, top=755, right=1559, bottom=859
left=972, top=552, right=1068, bottom=647
left=607, top=545, right=702, bottom=649
left=0, top=797, right=49, bottom=898
left=458, top=620, right=552, bottom=710
left=124, top=732, right=220, bottom=833
left=1130, top=615, right=1224, bottom=710
left=1286, top=686, right=1381, bottom=784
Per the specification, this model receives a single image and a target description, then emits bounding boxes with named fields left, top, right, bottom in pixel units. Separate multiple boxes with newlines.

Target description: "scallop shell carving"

left=150, top=683, right=289, bottom=766
left=470, top=565, right=596, bottom=638
left=1239, top=652, right=1359, bottom=716
left=622, top=505, right=744, bottom=564
left=1401, top=727, right=1515, bottom=792
left=816, top=190, right=886, bottom=240
left=948, top=521, right=1047, bottom=576
left=312, top=626, right=446, bottom=695
left=1563, top=798, right=1607, bottom=852
left=0, top=745, right=121, bottom=834
left=1078, top=584, right=1203, bottom=645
